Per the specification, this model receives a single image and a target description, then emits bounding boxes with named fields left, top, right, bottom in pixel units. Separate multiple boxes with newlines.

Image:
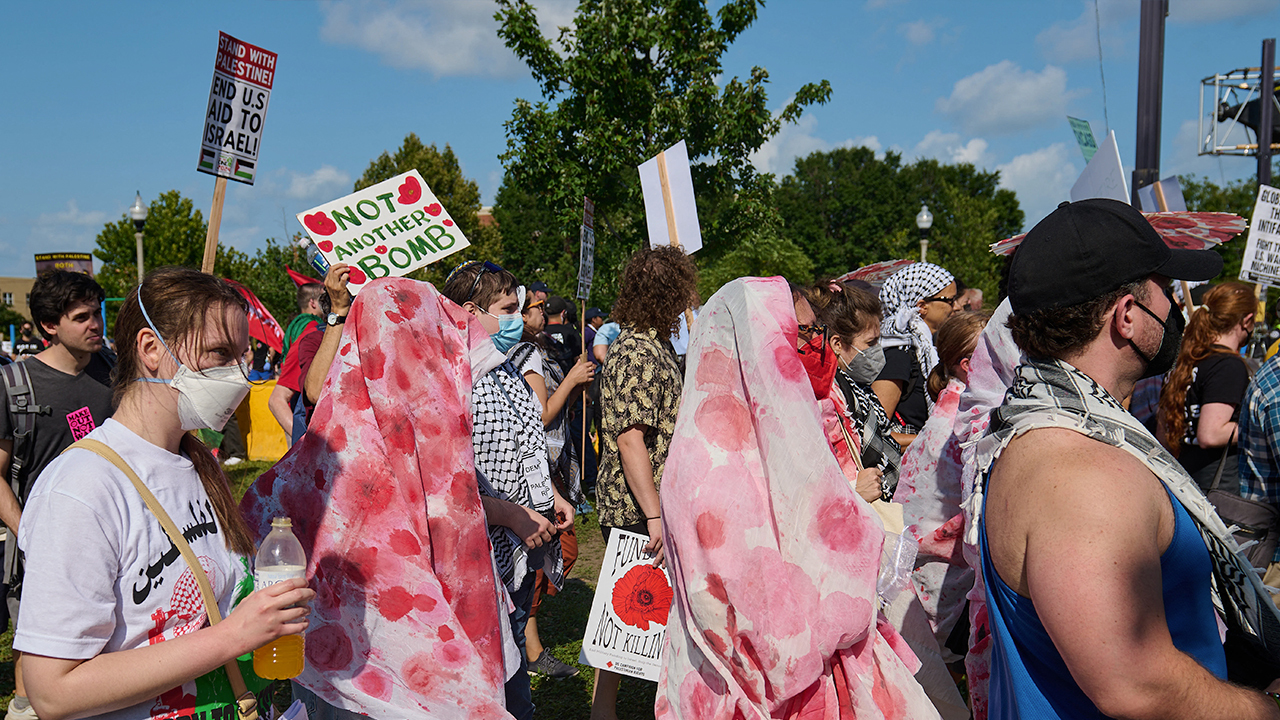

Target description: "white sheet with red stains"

left=656, top=277, right=939, bottom=720
left=241, top=278, right=514, bottom=719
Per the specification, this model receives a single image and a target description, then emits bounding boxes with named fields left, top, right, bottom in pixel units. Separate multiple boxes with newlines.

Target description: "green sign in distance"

left=1068, top=116, right=1098, bottom=164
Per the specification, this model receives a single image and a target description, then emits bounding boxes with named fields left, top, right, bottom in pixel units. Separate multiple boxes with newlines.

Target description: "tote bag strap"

left=66, top=438, right=259, bottom=720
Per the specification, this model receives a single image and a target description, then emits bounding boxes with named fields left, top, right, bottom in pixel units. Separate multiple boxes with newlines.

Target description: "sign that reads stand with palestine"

left=297, top=170, right=470, bottom=293
left=197, top=32, right=276, bottom=185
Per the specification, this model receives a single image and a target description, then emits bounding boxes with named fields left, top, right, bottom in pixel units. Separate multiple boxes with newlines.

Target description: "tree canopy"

left=494, top=0, right=829, bottom=307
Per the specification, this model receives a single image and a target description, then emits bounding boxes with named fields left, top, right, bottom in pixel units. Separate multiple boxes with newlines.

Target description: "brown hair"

left=296, top=283, right=324, bottom=313
left=928, top=311, right=989, bottom=401
left=114, top=267, right=255, bottom=556
left=441, top=260, right=519, bottom=312
left=800, top=281, right=882, bottom=346
left=1158, top=281, right=1257, bottom=455
left=1007, top=279, right=1148, bottom=360
left=612, top=245, right=699, bottom=335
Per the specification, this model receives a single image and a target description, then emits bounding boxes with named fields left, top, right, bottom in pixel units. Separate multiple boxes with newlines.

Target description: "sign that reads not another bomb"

left=297, top=170, right=470, bottom=293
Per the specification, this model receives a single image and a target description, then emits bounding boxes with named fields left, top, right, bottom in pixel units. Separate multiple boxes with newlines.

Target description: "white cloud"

left=36, top=200, right=107, bottom=229
left=937, top=61, right=1078, bottom=136
left=1036, top=0, right=1133, bottom=63
left=286, top=165, right=352, bottom=200
left=997, top=143, right=1080, bottom=227
left=749, top=112, right=881, bottom=175
left=319, top=0, right=577, bottom=78
left=899, top=19, right=940, bottom=46
left=912, top=130, right=993, bottom=166
left=1169, top=0, right=1279, bottom=22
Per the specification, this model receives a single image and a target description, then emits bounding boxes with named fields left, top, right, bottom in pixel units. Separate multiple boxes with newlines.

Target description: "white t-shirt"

left=15, top=418, right=251, bottom=720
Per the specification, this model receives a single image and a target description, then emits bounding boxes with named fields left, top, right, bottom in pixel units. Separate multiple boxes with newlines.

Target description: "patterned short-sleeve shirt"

left=597, top=327, right=683, bottom=527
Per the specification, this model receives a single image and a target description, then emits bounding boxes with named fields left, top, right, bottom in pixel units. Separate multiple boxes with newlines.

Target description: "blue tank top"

left=980, top=482, right=1226, bottom=719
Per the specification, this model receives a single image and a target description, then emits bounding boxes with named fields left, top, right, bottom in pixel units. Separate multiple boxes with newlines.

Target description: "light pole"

left=916, top=204, right=933, bottom=263
left=129, top=192, right=148, bottom=285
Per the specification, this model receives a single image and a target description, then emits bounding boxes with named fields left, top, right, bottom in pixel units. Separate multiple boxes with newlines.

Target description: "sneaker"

left=223, top=456, right=244, bottom=467
left=528, top=649, right=578, bottom=678
left=6, top=698, right=38, bottom=720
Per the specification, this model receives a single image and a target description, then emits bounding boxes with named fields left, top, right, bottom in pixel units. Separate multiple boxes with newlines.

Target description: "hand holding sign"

left=296, top=170, right=471, bottom=293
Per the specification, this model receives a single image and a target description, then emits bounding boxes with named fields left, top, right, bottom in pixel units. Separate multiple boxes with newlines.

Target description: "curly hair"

left=1007, top=280, right=1148, bottom=360
left=612, top=245, right=699, bottom=335
left=1158, top=281, right=1256, bottom=455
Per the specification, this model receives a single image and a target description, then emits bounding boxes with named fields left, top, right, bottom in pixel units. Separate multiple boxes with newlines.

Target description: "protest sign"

left=1238, top=185, right=1280, bottom=286
left=296, top=170, right=470, bottom=293
left=639, top=140, right=702, bottom=254
left=197, top=32, right=276, bottom=186
left=579, top=529, right=672, bottom=682
left=577, top=197, right=596, bottom=300
left=1067, top=116, right=1098, bottom=163
left=1136, top=176, right=1188, bottom=213
left=1070, top=130, right=1129, bottom=205
left=34, top=252, right=93, bottom=277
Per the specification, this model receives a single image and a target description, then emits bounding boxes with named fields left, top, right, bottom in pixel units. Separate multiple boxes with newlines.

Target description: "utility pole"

left=1260, top=38, right=1275, bottom=188
left=1131, top=0, right=1168, bottom=206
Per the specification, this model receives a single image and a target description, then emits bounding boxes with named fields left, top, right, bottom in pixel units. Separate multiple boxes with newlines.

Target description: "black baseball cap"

left=545, top=296, right=570, bottom=315
left=1008, top=199, right=1222, bottom=315
left=585, top=307, right=606, bottom=321
left=529, top=281, right=550, bottom=294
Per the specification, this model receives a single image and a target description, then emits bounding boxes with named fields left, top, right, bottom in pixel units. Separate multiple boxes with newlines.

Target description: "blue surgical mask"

left=485, top=310, right=524, bottom=353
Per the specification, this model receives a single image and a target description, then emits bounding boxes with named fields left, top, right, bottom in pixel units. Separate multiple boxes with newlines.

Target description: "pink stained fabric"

left=656, top=277, right=940, bottom=720
left=240, top=278, right=513, bottom=719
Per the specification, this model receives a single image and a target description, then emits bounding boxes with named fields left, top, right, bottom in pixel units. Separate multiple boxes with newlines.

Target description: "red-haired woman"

left=1157, top=282, right=1257, bottom=494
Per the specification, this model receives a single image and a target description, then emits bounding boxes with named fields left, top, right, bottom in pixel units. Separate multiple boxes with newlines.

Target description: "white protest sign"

left=296, top=170, right=470, bottom=293
left=197, top=32, right=276, bottom=185
left=639, top=140, right=702, bottom=254
left=579, top=529, right=672, bottom=682
left=1238, top=185, right=1280, bottom=286
left=1070, top=130, right=1129, bottom=205
left=577, top=197, right=596, bottom=300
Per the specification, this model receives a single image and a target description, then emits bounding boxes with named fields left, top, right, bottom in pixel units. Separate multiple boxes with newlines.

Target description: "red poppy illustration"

left=611, top=564, right=673, bottom=631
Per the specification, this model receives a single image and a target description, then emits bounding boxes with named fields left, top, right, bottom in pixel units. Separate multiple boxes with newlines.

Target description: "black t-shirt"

left=876, top=346, right=928, bottom=432
left=13, top=339, right=42, bottom=357
left=543, top=322, right=582, bottom=373
left=0, top=358, right=114, bottom=501
left=1178, top=352, right=1250, bottom=485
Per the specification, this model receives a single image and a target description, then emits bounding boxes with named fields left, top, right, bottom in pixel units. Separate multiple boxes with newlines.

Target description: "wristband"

left=646, top=515, right=661, bottom=522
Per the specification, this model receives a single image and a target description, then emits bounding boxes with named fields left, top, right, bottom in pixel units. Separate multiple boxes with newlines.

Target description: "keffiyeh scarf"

left=657, top=276, right=939, bottom=720
left=240, top=278, right=514, bottom=719
left=879, top=263, right=954, bottom=411
left=974, top=355, right=1280, bottom=682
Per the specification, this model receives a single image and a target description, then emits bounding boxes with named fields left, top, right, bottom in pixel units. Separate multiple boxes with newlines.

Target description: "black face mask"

left=1131, top=297, right=1184, bottom=379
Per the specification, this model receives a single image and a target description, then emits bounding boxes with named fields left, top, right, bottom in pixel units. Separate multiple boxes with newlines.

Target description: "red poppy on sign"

left=610, top=564, right=673, bottom=631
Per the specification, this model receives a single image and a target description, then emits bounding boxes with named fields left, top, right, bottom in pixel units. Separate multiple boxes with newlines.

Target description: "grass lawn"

left=0, top=460, right=658, bottom=717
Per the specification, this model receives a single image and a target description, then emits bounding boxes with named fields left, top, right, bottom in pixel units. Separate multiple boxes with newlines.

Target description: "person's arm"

left=24, top=579, right=313, bottom=720
left=870, top=379, right=903, bottom=421
left=304, top=264, right=353, bottom=404
left=1196, top=403, right=1239, bottom=449
left=0, top=439, right=19, bottom=532
left=617, top=425, right=664, bottom=567
left=1010, top=434, right=1279, bottom=720
left=593, top=344, right=608, bottom=364
left=480, top=495, right=554, bottom=549
left=267, top=384, right=296, bottom=440
left=524, top=358, right=594, bottom=428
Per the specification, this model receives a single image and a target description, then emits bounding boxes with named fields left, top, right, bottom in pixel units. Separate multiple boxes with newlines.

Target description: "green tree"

left=1179, top=170, right=1271, bottom=285
left=494, top=0, right=831, bottom=307
left=774, top=147, right=1023, bottom=298
left=354, top=133, right=502, bottom=288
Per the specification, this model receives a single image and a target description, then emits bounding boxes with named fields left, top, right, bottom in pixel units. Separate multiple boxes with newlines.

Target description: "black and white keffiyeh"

left=973, top=357, right=1280, bottom=668
left=508, top=342, right=583, bottom=504
left=473, top=363, right=563, bottom=593
left=879, top=262, right=954, bottom=410
left=835, top=368, right=902, bottom=487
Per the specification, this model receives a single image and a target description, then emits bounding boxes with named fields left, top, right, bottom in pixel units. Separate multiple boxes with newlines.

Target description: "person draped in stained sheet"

left=241, top=278, right=519, bottom=719
left=656, top=276, right=940, bottom=720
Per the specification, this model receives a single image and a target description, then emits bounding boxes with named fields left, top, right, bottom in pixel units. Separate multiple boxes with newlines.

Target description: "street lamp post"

left=916, top=204, right=933, bottom=263
left=129, top=192, right=148, bottom=285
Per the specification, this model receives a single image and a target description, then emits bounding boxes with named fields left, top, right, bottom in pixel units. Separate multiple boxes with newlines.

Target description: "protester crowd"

left=9, top=197, right=1280, bottom=719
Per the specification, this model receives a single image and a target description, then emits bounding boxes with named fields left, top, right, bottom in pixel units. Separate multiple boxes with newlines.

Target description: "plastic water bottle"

left=252, top=517, right=307, bottom=680
left=298, top=237, right=331, bottom=276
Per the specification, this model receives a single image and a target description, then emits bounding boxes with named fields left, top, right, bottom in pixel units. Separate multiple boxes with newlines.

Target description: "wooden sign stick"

left=202, top=176, right=227, bottom=274
left=656, top=151, right=696, bottom=332
left=581, top=297, right=589, bottom=489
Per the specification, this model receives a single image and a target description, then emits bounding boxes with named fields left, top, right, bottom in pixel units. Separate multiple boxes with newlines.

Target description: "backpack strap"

left=65, top=438, right=260, bottom=720
left=2, top=362, right=50, bottom=502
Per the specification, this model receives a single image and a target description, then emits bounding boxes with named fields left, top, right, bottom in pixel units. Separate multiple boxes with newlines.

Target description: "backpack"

left=1, top=361, right=51, bottom=504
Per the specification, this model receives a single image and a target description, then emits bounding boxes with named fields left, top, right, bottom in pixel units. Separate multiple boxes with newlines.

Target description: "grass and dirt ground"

left=0, top=459, right=657, bottom=719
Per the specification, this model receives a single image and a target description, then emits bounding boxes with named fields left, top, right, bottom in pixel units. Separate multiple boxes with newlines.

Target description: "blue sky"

left=3, top=0, right=1278, bottom=277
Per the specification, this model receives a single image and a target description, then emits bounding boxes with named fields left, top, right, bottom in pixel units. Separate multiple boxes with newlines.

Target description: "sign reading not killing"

left=197, top=32, right=276, bottom=185
left=297, top=170, right=471, bottom=293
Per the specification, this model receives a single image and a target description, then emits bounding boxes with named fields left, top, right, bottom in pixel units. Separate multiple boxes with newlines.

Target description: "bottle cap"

left=271, top=517, right=292, bottom=528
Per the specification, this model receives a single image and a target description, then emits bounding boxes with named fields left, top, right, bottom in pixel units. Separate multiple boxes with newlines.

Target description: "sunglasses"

left=922, top=293, right=959, bottom=306
left=446, top=260, right=506, bottom=303
left=797, top=322, right=829, bottom=346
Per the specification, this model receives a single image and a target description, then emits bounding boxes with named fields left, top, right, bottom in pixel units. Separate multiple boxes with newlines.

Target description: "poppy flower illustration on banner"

left=295, top=169, right=471, bottom=293
left=580, top=530, right=671, bottom=681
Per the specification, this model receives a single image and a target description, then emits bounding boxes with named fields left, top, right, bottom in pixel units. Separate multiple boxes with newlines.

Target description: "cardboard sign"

left=1070, top=130, right=1129, bottom=205
left=296, top=170, right=471, bottom=293
left=577, top=197, right=596, bottom=300
left=1067, top=116, right=1099, bottom=164
left=579, top=529, right=672, bottom=682
left=639, top=140, right=702, bottom=254
left=1136, top=176, right=1188, bottom=213
left=197, top=32, right=276, bottom=185
left=34, top=252, right=93, bottom=277
left=1238, top=185, right=1280, bottom=286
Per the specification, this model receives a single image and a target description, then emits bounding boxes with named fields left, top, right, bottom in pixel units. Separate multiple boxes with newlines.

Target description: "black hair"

left=30, top=270, right=105, bottom=341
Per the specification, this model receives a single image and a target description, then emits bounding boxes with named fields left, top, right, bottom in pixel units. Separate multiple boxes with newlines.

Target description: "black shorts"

left=600, top=522, right=646, bottom=544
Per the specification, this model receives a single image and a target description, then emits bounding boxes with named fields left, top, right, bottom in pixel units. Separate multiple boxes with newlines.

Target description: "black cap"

left=545, top=296, right=570, bottom=316
left=529, top=281, right=550, bottom=293
left=1008, top=198, right=1223, bottom=315
left=585, top=307, right=606, bottom=321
